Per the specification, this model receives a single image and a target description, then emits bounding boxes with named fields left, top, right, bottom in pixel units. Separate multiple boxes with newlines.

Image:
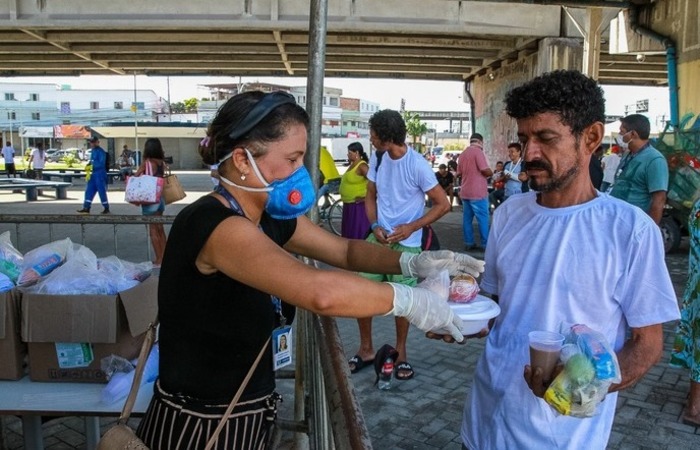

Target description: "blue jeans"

left=462, top=197, right=489, bottom=247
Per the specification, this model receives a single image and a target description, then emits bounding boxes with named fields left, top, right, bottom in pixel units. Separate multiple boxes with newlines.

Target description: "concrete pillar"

left=536, top=37, right=583, bottom=75
left=583, top=7, right=603, bottom=79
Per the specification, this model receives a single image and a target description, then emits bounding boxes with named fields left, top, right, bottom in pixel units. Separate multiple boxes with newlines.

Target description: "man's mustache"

left=525, top=160, right=551, bottom=171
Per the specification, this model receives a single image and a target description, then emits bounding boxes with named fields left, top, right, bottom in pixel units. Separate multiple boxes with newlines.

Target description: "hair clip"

left=200, top=137, right=211, bottom=147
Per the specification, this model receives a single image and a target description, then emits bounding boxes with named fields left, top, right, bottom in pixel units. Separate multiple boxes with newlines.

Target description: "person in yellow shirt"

left=339, top=142, right=370, bottom=239
left=317, top=145, right=341, bottom=206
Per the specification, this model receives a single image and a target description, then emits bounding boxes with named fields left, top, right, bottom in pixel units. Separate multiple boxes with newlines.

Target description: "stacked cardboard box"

left=0, top=288, right=26, bottom=380
left=21, top=276, right=158, bottom=383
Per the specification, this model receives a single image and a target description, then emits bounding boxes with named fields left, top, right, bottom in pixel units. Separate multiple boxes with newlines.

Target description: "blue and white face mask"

left=219, top=148, right=315, bottom=220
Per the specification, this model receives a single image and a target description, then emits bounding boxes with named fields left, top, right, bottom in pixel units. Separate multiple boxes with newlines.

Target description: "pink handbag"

left=125, top=161, right=163, bottom=206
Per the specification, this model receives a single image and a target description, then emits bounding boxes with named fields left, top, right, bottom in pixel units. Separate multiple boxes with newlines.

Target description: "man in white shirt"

left=432, top=70, right=680, bottom=450
left=348, top=109, right=451, bottom=381
left=1, top=141, right=16, bottom=178
left=601, top=145, right=622, bottom=192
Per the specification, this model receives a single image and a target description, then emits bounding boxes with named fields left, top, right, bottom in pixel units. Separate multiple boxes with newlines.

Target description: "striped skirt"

left=136, top=381, right=280, bottom=450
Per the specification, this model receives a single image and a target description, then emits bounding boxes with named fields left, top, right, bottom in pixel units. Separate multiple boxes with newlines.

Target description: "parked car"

left=437, top=150, right=462, bottom=167
left=47, top=148, right=80, bottom=163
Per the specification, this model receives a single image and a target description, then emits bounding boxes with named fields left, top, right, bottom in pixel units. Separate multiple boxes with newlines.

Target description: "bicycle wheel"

left=327, top=199, right=343, bottom=236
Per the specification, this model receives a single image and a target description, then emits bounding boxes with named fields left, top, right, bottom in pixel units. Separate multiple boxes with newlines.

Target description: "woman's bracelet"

left=370, top=222, right=380, bottom=231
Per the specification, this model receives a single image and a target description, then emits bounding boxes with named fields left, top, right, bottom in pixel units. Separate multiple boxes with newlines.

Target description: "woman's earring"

left=241, top=173, right=246, bottom=180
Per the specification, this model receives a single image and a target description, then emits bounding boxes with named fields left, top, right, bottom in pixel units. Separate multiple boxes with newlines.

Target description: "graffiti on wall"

left=473, top=55, right=537, bottom=164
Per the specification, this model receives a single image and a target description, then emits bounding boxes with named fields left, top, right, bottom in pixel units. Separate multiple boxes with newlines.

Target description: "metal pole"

left=304, top=0, right=333, bottom=448
left=8, top=111, right=13, bottom=148
left=304, top=0, right=329, bottom=226
left=167, top=76, right=172, bottom=122
left=133, top=72, right=139, bottom=152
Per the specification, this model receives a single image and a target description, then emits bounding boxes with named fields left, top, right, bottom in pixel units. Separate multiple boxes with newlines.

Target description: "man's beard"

left=527, top=160, right=580, bottom=193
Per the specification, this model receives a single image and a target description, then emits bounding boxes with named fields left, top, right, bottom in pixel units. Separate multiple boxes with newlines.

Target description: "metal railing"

left=0, top=214, right=372, bottom=449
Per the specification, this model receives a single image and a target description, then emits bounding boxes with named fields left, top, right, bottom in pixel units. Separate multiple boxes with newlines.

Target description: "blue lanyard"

left=215, top=185, right=245, bottom=216
left=214, top=186, right=286, bottom=326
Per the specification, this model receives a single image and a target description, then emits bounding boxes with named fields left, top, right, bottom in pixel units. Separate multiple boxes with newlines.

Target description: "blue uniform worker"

left=77, top=137, right=110, bottom=214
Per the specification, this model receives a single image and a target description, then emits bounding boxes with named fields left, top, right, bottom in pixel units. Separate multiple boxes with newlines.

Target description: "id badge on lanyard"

left=271, top=295, right=292, bottom=370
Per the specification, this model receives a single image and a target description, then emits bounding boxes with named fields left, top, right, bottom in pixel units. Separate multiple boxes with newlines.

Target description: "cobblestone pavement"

left=1, top=172, right=697, bottom=449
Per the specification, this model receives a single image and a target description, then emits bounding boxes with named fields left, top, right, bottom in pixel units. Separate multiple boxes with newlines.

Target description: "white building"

left=0, top=82, right=163, bottom=151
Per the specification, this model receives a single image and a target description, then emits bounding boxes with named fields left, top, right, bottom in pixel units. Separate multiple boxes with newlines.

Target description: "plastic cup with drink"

left=528, top=330, right=565, bottom=382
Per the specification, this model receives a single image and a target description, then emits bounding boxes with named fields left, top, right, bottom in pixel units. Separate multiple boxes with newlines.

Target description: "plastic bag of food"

left=101, top=344, right=159, bottom=405
left=98, top=256, right=153, bottom=285
left=417, top=269, right=450, bottom=300
left=0, top=231, right=23, bottom=283
left=17, top=238, right=71, bottom=286
left=28, top=243, right=115, bottom=295
left=544, top=324, right=621, bottom=417
left=0, top=272, right=14, bottom=292
left=448, top=274, right=480, bottom=303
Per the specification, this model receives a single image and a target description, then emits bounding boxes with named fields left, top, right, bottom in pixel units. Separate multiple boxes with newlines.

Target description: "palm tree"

left=403, top=111, right=428, bottom=153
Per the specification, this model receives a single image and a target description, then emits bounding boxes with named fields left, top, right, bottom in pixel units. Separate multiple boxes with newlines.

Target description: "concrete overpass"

left=1, top=0, right=698, bottom=161
left=0, top=0, right=670, bottom=85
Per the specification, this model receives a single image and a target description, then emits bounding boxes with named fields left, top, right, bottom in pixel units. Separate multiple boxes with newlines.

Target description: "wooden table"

left=0, top=377, right=153, bottom=450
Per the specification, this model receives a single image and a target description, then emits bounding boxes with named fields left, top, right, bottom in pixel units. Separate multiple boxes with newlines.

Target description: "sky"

left=2, top=74, right=671, bottom=129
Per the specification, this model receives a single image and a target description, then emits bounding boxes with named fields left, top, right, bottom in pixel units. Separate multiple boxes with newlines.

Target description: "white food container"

left=432, top=294, right=501, bottom=335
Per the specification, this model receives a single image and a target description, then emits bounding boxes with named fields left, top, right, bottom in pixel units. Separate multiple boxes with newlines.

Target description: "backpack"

left=372, top=150, right=440, bottom=251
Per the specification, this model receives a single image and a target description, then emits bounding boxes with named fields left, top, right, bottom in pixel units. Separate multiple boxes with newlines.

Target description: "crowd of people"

left=134, top=71, right=684, bottom=449
left=3, top=68, right=691, bottom=449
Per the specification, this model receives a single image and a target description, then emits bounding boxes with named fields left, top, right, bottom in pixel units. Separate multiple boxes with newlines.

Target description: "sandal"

left=682, top=407, right=700, bottom=427
left=395, top=361, right=415, bottom=380
left=348, top=355, right=373, bottom=374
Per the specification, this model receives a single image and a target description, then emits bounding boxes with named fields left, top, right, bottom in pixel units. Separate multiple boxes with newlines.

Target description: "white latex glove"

left=399, top=250, right=485, bottom=279
left=387, top=283, right=464, bottom=342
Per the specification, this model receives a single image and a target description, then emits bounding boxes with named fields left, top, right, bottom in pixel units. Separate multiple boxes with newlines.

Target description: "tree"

left=403, top=111, right=428, bottom=151
left=183, top=98, right=199, bottom=112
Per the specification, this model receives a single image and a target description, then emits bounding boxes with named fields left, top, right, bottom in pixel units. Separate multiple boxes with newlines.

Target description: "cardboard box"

left=21, top=276, right=158, bottom=383
left=0, top=289, right=27, bottom=380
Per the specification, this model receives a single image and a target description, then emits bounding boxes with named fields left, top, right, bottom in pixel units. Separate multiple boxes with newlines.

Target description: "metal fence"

left=0, top=214, right=371, bottom=449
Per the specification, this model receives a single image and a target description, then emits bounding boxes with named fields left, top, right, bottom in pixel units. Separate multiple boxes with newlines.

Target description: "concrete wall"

left=472, top=38, right=582, bottom=165
left=647, top=0, right=700, bottom=122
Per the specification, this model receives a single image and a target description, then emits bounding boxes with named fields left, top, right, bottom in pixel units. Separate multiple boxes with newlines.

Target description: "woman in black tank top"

left=136, top=91, right=484, bottom=450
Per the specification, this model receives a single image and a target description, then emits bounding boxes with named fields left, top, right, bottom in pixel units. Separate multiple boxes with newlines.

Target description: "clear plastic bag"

left=101, top=344, right=159, bottom=405
left=17, top=238, right=71, bottom=286
left=417, top=269, right=450, bottom=300
left=0, top=231, right=23, bottom=283
left=28, top=243, right=117, bottom=295
left=98, top=256, right=153, bottom=285
left=544, top=324, right=621, bottom=417
left=0, top=272, right=13, bottom=292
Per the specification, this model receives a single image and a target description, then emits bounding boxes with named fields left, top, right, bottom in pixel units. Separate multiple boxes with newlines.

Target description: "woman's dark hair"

left=348, top=141, right=368, bottom=162
left=505, top=70, right=605, bottom=138
left=198, top=91, right=309, bottom=165
left=143, top=138, right=165, bottom=159
left=368, top=109, right=407, bottom=146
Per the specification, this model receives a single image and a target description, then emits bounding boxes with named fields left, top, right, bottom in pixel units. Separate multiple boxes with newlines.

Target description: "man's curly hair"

left=505, top=70, right=605, bottom=137
left=369, top=109, right=407, bottom=145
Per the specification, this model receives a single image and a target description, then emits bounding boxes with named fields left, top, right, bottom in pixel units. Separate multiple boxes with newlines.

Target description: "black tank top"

left=158, top=195, right=296, bottom=401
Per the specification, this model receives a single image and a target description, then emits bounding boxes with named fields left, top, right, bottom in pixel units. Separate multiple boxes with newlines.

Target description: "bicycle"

left=317, top=187, right=343, bottom=236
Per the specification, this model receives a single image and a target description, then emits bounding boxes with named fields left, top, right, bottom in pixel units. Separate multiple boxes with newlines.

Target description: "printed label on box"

left=55, top=342, right=94, bottom=368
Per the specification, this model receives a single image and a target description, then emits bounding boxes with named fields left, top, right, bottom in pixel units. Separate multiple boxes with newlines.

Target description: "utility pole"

left=132, top=72, right=139, bottom=155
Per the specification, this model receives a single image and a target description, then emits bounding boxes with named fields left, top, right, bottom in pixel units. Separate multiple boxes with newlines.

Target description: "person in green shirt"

left=610, top=114, right=668, bottom=224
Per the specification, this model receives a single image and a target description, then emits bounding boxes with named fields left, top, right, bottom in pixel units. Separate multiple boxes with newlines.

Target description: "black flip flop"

left=348, top=354, right=373, bottom=374
left=395, top=361, right=415, bottom=380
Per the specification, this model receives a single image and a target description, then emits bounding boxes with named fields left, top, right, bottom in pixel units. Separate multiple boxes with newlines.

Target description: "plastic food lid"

left=448, top=294, right=501, bottom=321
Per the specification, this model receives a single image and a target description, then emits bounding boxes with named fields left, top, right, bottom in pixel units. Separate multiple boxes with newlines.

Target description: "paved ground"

left=0, top=171, right=698, bottom=449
